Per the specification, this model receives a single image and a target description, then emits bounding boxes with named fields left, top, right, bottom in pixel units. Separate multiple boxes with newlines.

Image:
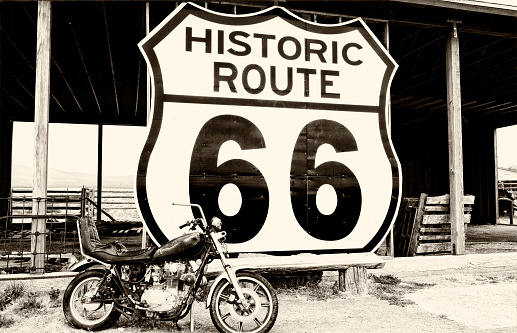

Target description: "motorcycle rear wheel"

left=63, top=269, right=121, bottom=331
left=210, top=272, right=278, bottom=333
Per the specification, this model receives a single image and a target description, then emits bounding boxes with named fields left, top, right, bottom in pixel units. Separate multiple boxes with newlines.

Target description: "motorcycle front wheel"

left=63, top=269, right=121, bottom=331
left=210, top=272, right=278, bottom=333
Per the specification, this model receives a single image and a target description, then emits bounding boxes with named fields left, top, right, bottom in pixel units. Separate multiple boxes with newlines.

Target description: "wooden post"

left=0, top=108, right=13, bottom=223
left=338, top=267, right=368, bottom=295
left=31, top=1, right=52, bottom=274
left=383, top=22, right=391, bottom=132
left=97, top=124, right=103, bottom=222
left=494, top=129, right=499, bottom=221
left=446, top=20, right=465, bottom=255
left=382, top=21, right=394, bottom=258
left=0, top=8, right=14, bottom=222
left=142, top=1, right=151, bottom=249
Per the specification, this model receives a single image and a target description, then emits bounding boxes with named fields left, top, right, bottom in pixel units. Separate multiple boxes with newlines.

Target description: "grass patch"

left=0, top=282, right=63, bottom=329
left=0, top=281, right=26, bottom=310
left=371, top=274, right=401, bottom=285
left=278, top=279, right=343, bottom=301
left=405, top=281, right=435, bottom=292
left=0, top=282, right=29, bottom=328
left=0, top=313, right=15, bottom=328
left=0, top=313, right=14, bottom=328
left=268, top=272, right=344, bottom=301
left=17, top=291, right=44, bottom=314
left=303, top=281, right=341, bottom=301
left=48, top=287, right=61, bottom=308
left=369, top=274, right=435, bottom=307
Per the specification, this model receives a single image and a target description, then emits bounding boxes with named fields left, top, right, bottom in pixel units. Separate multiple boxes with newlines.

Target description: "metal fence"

left=0, top=187, right=145, bottom=274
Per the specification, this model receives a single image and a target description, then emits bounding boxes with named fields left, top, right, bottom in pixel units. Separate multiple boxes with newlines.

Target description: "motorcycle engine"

left=140, top=286, right=179, bottom=313
left=139, top=262, right=186, bottom=313
left=121, top=261, right=207, bottom=314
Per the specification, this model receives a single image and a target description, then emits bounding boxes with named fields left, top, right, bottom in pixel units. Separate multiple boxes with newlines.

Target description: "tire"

left=63, top=269, right=121, bottom=331
left=210, top=272, right=278, bottom=333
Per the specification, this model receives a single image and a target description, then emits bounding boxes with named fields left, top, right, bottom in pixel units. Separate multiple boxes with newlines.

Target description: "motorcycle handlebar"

left=178, top=217, right=203, bottom=230
left=172, top=203, right=209, bottom=229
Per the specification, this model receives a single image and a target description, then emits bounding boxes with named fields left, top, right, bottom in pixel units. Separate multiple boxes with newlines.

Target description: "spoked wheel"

left=210, top=272, right=278, bottom=333
left=63, top=270, right=121, bottom=331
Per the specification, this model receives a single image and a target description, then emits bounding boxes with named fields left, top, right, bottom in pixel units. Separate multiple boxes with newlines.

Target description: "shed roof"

left=0, top=1, right=515, bottom=128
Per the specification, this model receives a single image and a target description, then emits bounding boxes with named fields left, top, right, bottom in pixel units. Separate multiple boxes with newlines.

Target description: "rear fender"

left=68, top=258, right=108, bottom=272
left=206, top=266, right=257, bottom=308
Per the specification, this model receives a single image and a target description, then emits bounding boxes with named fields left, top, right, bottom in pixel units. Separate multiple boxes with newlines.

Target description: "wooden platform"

left=206, top=252, right=385, bottom=277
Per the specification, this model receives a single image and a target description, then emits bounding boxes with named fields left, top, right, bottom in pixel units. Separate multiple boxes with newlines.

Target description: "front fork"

left=210, top=231, right=250, bottom=310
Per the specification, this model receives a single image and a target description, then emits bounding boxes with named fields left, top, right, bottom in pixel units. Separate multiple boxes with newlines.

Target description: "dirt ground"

left=0, top=224, right=516, bottom=333
left=465, top=223, right=517, bottom=253
left=0, top=268, right=515, bottom=333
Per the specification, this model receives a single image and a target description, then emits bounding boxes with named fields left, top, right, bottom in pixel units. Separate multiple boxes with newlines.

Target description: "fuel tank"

left=153, top=232, right=205, bottom=260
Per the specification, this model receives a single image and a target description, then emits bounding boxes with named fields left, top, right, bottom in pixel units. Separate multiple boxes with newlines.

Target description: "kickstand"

left=189, top=304, right=195, bottom=332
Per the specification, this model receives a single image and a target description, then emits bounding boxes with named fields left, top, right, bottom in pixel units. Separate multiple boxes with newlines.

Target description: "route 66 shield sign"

left=137, top=2, right=401, bottom=253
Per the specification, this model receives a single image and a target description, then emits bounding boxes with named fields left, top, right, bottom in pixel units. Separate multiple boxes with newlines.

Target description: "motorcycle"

left=63, top=203, right=278, bottom=333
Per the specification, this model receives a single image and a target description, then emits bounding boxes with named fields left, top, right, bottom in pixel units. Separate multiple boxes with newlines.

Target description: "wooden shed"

left=0, top=1, right=515, bottom=267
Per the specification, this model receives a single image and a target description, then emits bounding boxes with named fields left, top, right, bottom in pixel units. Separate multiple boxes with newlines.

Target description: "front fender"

left=206, top=266, right=257, bottom=308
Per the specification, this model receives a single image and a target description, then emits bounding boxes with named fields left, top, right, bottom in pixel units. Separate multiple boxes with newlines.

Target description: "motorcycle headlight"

left=211, top=217, right=222, bottom=231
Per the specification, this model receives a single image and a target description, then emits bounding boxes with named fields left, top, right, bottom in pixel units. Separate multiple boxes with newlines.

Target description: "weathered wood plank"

left=416, top=242, right=451, bottom=253
left=206, top=253, right=385, bottom=278
left=422, top=214, right=472, bottom=224
left=420, top=227, right=451, bottom=233
left=408, top=193, right=427, bottom=256
left=424, top=206, right=473, bottom=212
left=393, top=197, right=419, bottom=257
left=418, top=235, right=451, bottom=241
left=422, top=215, right=450, bottom=224
left=425, top=194, right=451, bottom=205
left=425, top=194, right=475, bottom=205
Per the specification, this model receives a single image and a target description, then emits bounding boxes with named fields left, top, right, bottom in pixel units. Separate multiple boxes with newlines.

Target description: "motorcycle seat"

left=88, top=247, right=157, bottom=263
left=77, top=217, right=157, bottom=263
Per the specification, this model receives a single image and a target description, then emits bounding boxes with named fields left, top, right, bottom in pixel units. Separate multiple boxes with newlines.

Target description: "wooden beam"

left=102, top=2, right=119, bottom=116
left=31, top=0, right=51, bottom=274
left=382, top=21, right=395, bottom=258
left=67, top=10, right=102, bottom=115
left=392, top=0, right=517, bottom=17
left=446, top=20, right=465, bottom=255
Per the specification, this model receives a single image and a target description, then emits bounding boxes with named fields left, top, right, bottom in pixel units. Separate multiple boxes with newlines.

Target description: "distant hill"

left=12, top=164, right=133, bottom=189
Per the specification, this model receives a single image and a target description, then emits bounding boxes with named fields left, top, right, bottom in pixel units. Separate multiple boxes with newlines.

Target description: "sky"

left=12, top=122, right=148, bottom=177
left=11, top=122, right=517, bottom=177
left=497, top=124, right=517, bottom=169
